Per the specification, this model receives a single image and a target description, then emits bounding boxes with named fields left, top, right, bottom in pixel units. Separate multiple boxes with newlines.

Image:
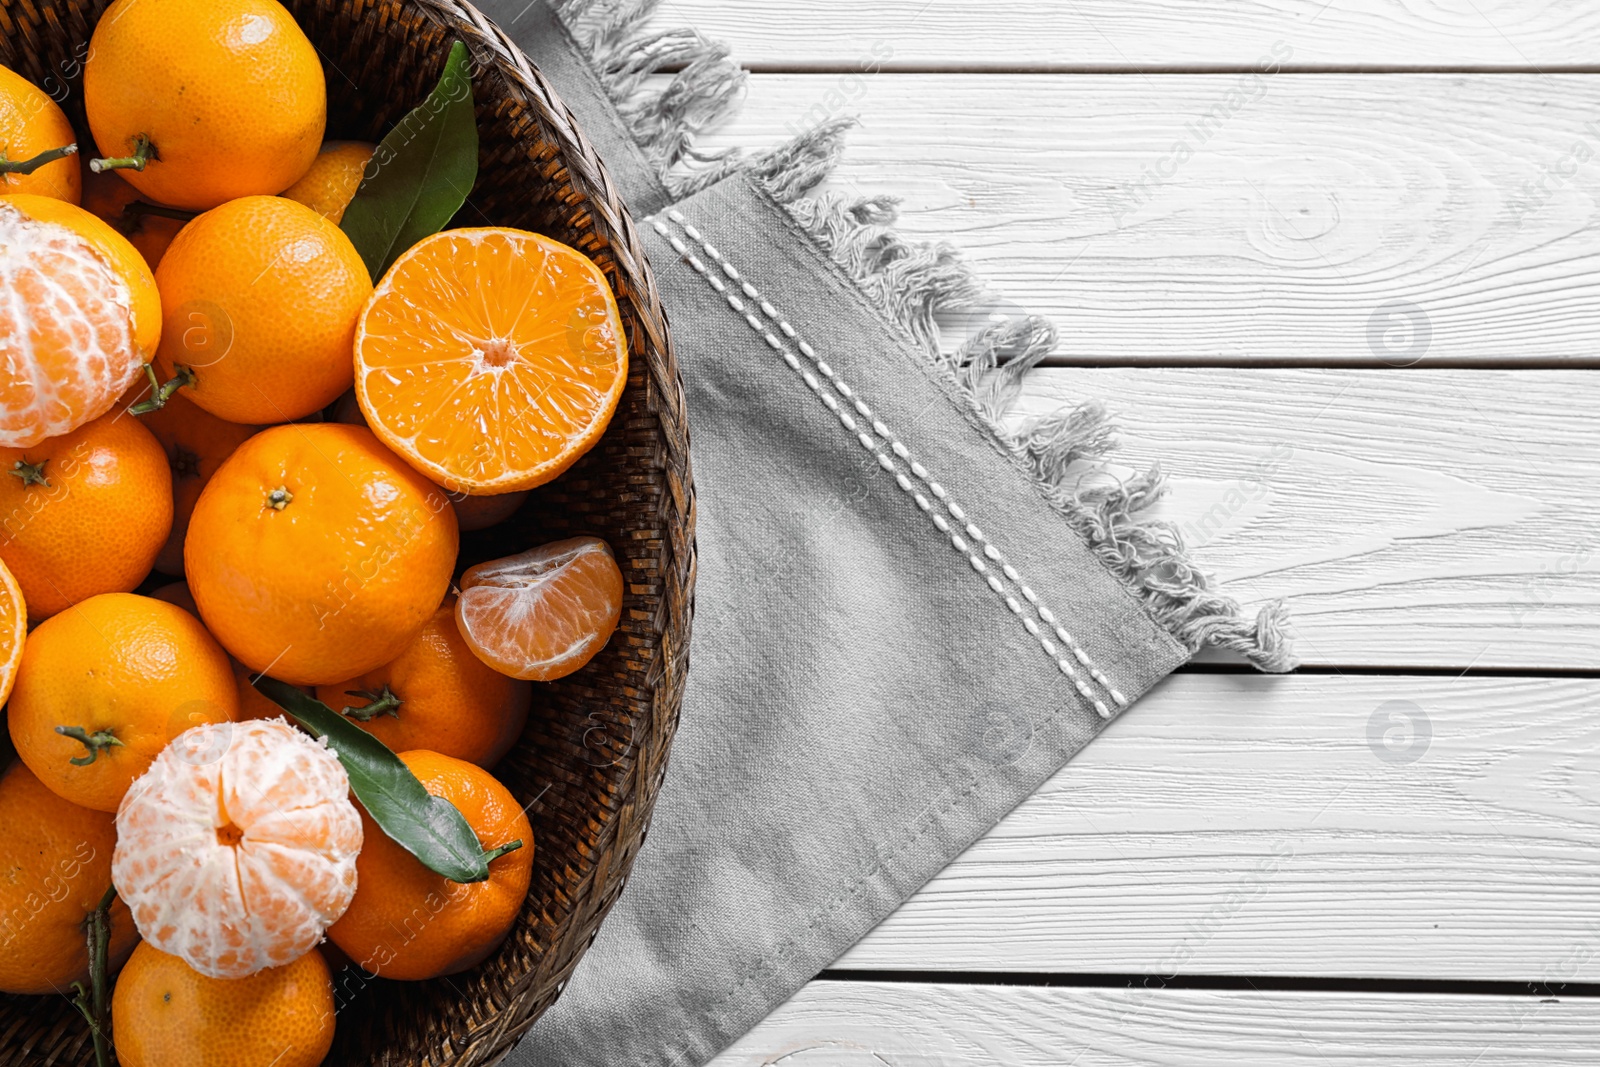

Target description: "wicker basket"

left=0, top=1, right=694, bottom=1063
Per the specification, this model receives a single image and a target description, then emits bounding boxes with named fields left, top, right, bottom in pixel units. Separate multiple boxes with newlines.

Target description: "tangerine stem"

left=68, top=885, right=116, bottom=1067
left=56, top=726, right=124, bottom=767
left=8, top=458, right=49, bottom=488
left=128, top=364, right=195, bottom=415
left=482, top=839, right=524, bottom=865
left=89, top=133, right=156, bottom=174
left=340, top=686, right=404, bottom=722
left=0, top=142, right=78, bottom=176
left=266, top=485, right=294, bottom=511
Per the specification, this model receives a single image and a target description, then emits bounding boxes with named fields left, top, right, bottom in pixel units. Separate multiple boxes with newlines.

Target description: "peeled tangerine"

left=113, top=719, right=363, bottom=979
left=456, top=536, right=624, bottom=682
left=0, top=194, right=161, bottom=447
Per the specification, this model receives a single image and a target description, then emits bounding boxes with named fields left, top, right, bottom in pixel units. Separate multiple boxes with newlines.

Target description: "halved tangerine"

left=455, top=536, right=624, bottom=682
left=0, top=558, right=23, bottom=708
left=353, top=228, right=628, bottom=494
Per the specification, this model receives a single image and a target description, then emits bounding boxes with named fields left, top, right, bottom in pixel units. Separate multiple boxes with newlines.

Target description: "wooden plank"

left=832, top=673, right=1600, bottom=980
left=709, top=981, right=1600, bottom=1066
left=1020, top=368, right=1599, bottom=670
left=701, top=74, right=1600, bottom=365
left=671, top=0, right=1600, bottom=71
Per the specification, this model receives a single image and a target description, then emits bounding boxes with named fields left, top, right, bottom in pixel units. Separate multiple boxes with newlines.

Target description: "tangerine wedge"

left=354, top=228, right=628, bottom=494
left=455, top=536, right=623, bottom=682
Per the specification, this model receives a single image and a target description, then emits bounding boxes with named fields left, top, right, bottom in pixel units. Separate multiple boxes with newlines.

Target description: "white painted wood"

left=671, top=0, right=1600, bottom=71
left=700, top=74, right=1600, bottom=365
left=707, top=981, right=1600, bottom=1066
left=1018, top=368, right=1599, bottom=670
left=834, top=673, right=1600, bottom=980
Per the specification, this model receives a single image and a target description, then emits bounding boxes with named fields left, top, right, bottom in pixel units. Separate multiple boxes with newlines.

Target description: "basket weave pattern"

left=0, top=1, right=694, bottom=1063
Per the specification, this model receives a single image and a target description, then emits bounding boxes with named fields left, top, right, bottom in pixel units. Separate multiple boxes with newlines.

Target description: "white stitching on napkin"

left=650, top=211, right=1128, bottom=718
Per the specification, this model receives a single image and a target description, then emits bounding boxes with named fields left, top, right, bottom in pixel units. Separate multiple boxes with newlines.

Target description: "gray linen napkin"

left=477, top=3, right=1295, bottom=1063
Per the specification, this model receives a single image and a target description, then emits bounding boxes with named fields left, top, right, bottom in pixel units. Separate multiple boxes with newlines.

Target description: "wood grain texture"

left=701, top=74, right=1600, bottom=365
left=672, top=0, right=1600, bottom=70
left=708, top=981, right=1600, bottom=1066
left=1019, top=368, right=1599, bottom=669
left=834, top=673, right=1600, bottom=980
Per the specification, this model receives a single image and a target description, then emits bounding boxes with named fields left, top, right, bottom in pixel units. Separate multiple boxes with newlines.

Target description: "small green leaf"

left=253, top=677, right=521, bottom=883
left=340, top=40, right=479, bottom=282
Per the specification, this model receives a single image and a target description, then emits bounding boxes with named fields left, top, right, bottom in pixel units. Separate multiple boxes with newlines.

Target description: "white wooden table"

left=660, top=2, right=1600, bottom=1063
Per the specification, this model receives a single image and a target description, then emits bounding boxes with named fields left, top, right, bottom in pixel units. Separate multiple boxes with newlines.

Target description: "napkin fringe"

left=747, top=123, right=1297, bottom=673
left=554, top=0, right=750, bottom=199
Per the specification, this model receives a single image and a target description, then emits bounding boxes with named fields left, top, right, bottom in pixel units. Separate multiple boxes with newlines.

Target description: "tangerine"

left=185, top=423, right=459, bottom=686
left=152, top=195, right=371, bottom=425
left=83, top=0, right=325, bottom=210
left=354, top=228, right=628, bottom=493
left=316, top=597, right=531, bottom=768
left=281, top=140, right=374, bottom=224
left=0, top=761, right=138, bottom=994
left=0, top=192, right=161, bottom=447
left=327, top=750, right=532, bottom=980
left=0, top=408, right=173, bottom=618
left=7, top=592, right=239, bottom=812
left=0, top=64, right=80, bottom=203
left=114, top=718, right=362, bottom=979
left=112, top=941, right=336, bottom=1067
left=0, top=557, right=22, bottom=708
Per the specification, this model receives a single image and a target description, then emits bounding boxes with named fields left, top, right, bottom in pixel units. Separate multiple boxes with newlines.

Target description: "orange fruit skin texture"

left=281, top=140, right=375, bottom=225
left=328, top=750, right=533, bottom=980
left=0, top=64, right=80, bottom=203
left=150, top=580, right=310, bottom=720
left=0, top=193, right=162, bottom=448
left=154, top=195, right=372, bottom=425
left=0, top=409, right=173, bottom=618
left=316, top=598, right=532, bottom=769
left=185, top=423, right=459, bottom=686
left=80, top=167, right=184, bottom=270
left=129, top=390, right=260, bottom=575
left=7, top=592, right=240, bottom=812
left=457, top=536, right=624, bottom=682
left=112, top=942, right=335, bottom=1067
left=0, top=557, right=24, bottom=708
left=83, top=0, right=326, bottom=211
left=355, top=228, right=629, bottom=494
left=0, top=761, right=138, bottom=994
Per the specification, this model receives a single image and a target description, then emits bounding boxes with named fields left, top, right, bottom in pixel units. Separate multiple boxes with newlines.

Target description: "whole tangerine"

left=185, top=423, right=459, bottom=686
left=112, top=941, right=336, bottom=1067
left=7, top=592, right=239, bottom=812
left=316, top=597, right=531, bottom=768
left=0, top=408, right=173, bottom=619
left=0, top=761, right=138, bottom=995
left=83, top=0, right=326, bottom=211
left=152, top=195, right=371, bottom=425
left=328, top=750, right=533, bottom=980
left=0, top=64, right=80, bottom=203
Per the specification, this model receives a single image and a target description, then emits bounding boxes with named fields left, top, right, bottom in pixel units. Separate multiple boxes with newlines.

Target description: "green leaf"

left=340, top=40, right=479, bottom=282
left=252, top=677, right=521, bottom=883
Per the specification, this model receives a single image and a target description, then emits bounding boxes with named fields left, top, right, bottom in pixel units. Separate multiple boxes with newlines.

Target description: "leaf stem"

left=0, top=143, right=78, bottom=176
left=128, top=364, right=195, bottom=415
left=481, top=839, right=524, bottom=865
left=56, top=726, right=124, bottom=767
left=69, top=885, right=117, bottom=1067
left=89, top=134, right=156, bottom=174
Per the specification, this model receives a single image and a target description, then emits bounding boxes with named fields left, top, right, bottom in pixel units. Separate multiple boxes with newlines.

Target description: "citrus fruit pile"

left=0, top=1, right=631, bottom=1062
